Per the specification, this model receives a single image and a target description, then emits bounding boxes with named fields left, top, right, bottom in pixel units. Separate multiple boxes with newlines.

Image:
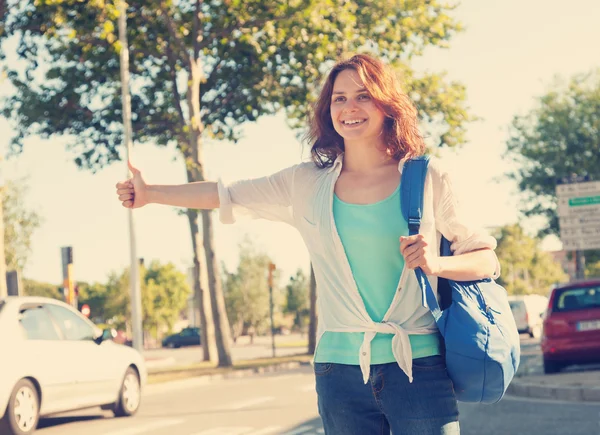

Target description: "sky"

left=1, top=0, right=599, bottom=287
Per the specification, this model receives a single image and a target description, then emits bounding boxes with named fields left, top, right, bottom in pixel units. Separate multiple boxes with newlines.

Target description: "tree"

left=142, top=260, right=191, bottom=339
left=3, top=178, right=42, bottom=273
left=2, top=0, right=474, bottom=366
left=506, top=70, right=600, bottom=265
left=76, top=281, right=110, bottom=321
left=495, top=224, right=568, bottom=295
left=23, top=279, right=63, bottom=300
left=284, top=268, right=309, bottom=331
left=223, top=240, right=277, bottom=340
left=79, top=261, right=190, bottom=340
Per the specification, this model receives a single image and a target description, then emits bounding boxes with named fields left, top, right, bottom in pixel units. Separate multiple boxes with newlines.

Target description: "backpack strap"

left=400, top=156, right=442, bottom=321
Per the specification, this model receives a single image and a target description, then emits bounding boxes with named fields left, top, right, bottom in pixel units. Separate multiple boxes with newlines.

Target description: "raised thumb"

left=128, top=160, right=140, bottom=175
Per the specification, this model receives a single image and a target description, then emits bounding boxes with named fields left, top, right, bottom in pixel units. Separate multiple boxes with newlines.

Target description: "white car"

left=0, top=296, right=147, bottom=435
left=508, top=294, right=549, bottom=338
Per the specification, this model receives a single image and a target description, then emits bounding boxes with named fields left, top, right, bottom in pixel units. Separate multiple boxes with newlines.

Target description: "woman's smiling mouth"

left=341, top=118, right=367, bottom=126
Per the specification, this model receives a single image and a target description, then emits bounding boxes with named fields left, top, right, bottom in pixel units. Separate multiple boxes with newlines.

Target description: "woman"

left=116, top=53, right=499, bottom=435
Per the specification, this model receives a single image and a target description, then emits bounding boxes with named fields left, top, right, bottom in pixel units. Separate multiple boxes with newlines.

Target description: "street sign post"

left=556, top=180, right=600, bottom=251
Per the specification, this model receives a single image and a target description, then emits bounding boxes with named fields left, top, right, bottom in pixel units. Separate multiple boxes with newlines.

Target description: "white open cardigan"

left=217, top=155, right=499, bottom=384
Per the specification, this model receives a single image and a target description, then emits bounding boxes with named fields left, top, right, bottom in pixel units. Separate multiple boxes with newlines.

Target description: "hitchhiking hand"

left=115, top=161, right=149, bottom=209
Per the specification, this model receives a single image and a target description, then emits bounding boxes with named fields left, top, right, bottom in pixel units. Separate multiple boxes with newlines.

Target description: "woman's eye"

left=333, top=96, right=345, bottom=102
left=358, top=94, right=370, bottom=100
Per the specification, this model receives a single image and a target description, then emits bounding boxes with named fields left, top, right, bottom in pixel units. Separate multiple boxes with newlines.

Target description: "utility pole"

left=268, top=262, right=276, bottom=358
left=575, top=250, right=586, bottom=280
left=118, top=0, right=143, bottom=351
left=0, top=165, right=7, bottom=299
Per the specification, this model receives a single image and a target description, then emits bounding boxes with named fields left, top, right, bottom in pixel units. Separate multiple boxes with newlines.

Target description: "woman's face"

left=329, top=69, right=386, bottom=146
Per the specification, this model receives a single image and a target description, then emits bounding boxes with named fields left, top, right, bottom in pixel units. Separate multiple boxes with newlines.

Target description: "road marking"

left=189, top=427, right=253, bottom=435
left=248, top=426, right=284, bottom=434
left=282, top=425, right=315, bottom=435
left=299, top=383, right=315, bottom=392
left=107, top=418, right=183, bottom=435
left=224, top=396, right=275, bottom=410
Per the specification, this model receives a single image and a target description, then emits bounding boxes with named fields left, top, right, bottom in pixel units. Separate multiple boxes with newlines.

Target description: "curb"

left=144, top=357, right=177, bottom=369
left=145, top=360, right=311, bottom=395
left=507, top=380, right=600, bottom=403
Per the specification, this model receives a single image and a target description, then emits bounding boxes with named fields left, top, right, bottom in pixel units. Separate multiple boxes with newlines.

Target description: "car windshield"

left=509, top=301, right=523, bottom=310
left=553, top=285, right=600, bottom=312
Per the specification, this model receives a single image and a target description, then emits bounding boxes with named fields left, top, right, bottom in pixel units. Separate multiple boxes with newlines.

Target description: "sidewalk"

left=143, top=333, right=309, bottom=371
left=507, top=370, right=600, bottom=403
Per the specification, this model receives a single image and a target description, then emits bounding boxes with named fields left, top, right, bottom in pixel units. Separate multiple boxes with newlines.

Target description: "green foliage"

left=77, top=261, right=190, bottom=337
left=22, top=278, right=62, bottom=300
left=506, top=70, right=600, bottom=238
left=2, top=0, right=471, bottom=170
left=495, top=224, right=569, bottom=295
left=284, top=268, right=309, bottom=330
left=142, top=260, right=191, bottom=337
left=3, top=178, right=42, bottom=272
left=587, top=260, right=600, bottom=278
left=223, top=239, right=277, bottom=337
left=76, top=280, right=111, bottom=321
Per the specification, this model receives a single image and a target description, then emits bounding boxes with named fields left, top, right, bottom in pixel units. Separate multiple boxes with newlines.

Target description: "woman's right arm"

left=146, top=182, right=218, bottom=209
left=116, top=161, right=218, bottom=210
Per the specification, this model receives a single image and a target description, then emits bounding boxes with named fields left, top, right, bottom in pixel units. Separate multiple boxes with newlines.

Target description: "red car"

left=541, top=279, right=600, bottom=374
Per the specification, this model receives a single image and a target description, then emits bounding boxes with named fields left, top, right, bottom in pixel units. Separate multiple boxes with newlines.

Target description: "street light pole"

left=268, top=262, right=276, bottom=358
left=118, top=0, right=143, bottom=352
left=0, top=159, right=7, bottom=298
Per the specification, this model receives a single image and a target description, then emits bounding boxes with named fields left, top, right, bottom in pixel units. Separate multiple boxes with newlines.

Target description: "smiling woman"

left=305, top=54, right=425, bottom=169
left=115, top=53, right=500, bottom=435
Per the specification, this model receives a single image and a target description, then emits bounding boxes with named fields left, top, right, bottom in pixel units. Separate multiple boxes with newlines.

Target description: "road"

left=33, top=336, right=599, bottom=435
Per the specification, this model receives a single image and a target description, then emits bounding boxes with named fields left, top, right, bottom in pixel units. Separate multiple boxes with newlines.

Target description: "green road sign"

left=568, top=196, right=600, bottom=207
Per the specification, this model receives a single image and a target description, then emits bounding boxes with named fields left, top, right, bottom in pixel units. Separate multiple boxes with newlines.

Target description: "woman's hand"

left=115, top=161, right=149, bottom=209
left=399, top=234, right=441, bottom=276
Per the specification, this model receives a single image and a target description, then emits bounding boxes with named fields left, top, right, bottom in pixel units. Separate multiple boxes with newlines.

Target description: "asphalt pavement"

left=30, top=333, right=596, bottom=435
left=508, top=335, right=600, bottom=403
left=34, top=365, right=600, bottom=435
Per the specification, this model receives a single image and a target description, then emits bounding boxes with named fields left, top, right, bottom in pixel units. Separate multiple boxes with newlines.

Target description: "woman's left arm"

left=400, top=235, right=498, bottom=281
left=399, top=158, right=501, bottom=281
left=436, top=247, right=498, bottom=281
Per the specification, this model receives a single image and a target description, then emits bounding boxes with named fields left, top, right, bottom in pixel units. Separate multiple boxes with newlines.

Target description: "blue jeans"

left=315, top=355, right=460, bottom=435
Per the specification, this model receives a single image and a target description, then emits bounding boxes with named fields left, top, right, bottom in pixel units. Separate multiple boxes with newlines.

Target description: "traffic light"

left=61, top=246, right=76, bottom=307
left=268, top=263, right=276, bottom=287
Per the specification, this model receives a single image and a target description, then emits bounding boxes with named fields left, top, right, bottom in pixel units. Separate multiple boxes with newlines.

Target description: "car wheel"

left=0, top=379, right=40, bottom=435
left=543, top=358, right=563, bottom=374
left=113, top=367, right=141, bottom=417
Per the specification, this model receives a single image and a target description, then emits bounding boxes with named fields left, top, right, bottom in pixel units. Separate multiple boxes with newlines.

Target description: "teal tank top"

left=314, top=183, right=441, bottom=364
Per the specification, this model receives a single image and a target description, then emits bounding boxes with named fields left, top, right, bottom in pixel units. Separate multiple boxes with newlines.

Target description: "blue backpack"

left=401, top=156, right=521, bottom=404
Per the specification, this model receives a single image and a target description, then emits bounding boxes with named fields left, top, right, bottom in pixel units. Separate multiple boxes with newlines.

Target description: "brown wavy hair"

left=305, top=53, right=425, bottom=168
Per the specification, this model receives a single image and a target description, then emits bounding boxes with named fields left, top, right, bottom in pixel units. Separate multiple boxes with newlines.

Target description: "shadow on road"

left=282, top=416, right=323, bottom=433
left=38, top=415, right=105, bottom=429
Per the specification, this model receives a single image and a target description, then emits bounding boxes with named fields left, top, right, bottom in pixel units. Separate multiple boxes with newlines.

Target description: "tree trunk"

left=0, top=185, right=7, bottom=298
left=307, top=263, right=317, bottom=355
left=201, top=209, right=233, bottom=366
left=186, top=209, right=217, bottom=361
left=185, top=46, right=233, bottom=367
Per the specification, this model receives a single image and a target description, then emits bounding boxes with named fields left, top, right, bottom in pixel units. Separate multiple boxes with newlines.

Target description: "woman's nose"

left=343, top=100, right=358, bottom=113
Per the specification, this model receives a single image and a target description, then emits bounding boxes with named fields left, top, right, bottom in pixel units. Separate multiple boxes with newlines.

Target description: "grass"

left=147, top=353, right=313, bottom=384
left=275, top=340, right=309, bottom=349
